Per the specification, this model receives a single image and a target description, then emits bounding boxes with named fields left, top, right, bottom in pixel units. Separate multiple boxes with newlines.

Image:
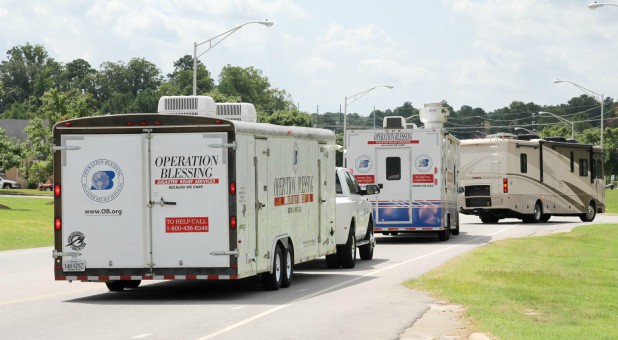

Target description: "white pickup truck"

left=0, top=176, right=21, bottom=189
left=327, top=167, right=379, bottom=268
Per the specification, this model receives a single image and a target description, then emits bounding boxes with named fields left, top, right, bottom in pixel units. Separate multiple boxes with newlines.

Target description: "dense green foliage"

left=1, top=43, right=616, bottom=184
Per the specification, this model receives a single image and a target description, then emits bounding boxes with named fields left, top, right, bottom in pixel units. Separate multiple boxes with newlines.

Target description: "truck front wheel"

left=359, top=221, right=375, bottom=260
left=339, top=227, right=356, bottom=268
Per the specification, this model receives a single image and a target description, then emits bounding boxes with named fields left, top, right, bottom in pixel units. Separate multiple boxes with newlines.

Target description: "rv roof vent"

left=419, top=102, right=449, bottom=129
left=517, top=134, right=540, bottom=141
left=216, top=103, right=257, bottom=123
left=157, top=96, right=216, bottom=116
left=493, top=132, right=517, bottom=139
left=545, top=136, right=568, bottom=142
left=383, top=116, right=406, bottom=129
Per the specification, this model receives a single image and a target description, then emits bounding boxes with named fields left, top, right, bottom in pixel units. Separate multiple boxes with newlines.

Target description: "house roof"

left=0, top=119, right=29, bottom=141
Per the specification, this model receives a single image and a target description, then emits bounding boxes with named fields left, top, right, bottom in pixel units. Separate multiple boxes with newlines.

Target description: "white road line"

left=197, top=224, right=519, bottom=339
left=0, top=286, right=104, bottom=306
left=132, top=333, right=152, bottom=339
left=230, top=306, right=246, bottom=310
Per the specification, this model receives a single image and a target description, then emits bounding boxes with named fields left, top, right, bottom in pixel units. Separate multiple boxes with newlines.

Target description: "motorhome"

left=52, top=96, right=338, bottom=291
left=345, top=103, right=460, bottom=241
left=458, top=133, right=604, bottom=223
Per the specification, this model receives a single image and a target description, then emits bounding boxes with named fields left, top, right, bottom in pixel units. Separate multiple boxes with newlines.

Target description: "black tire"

left=105, top=281, right=126, bottom=291
left=480, top=213, right=498, bottom=224
left=580, top=201, right=596, bottom=222
left=2, top=184, right=10, bottom=189
left=523, top=201, right=543, bottom=223
left=452, top=216, right=460, bottom=236
left=282, top=243, right=294, bottom=288
left=540, top=214, right=551, bottom=222
left=438, top=215, right=450, bottom=241
left=261, top=245, right=283, bottom=291
left=339, top=227, right=356, bottom=269
left=124, top=280, right=141, bottom=289
left=359, top=220, right=375, bottom=260
left=390, top=232, right=399, bottom=236
left=325, top=253, right=340, bottom=268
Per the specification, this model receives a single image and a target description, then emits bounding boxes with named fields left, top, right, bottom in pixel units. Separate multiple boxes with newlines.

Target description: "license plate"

left=63, top=259, right=86, bottom=272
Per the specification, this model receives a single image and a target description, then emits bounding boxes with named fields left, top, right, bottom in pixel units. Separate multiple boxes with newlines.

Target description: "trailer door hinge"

left=210, top=250, right=239, bottom=257
left=262, top=148, right=270, bottom=156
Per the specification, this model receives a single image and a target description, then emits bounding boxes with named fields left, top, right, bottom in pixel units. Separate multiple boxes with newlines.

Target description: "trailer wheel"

left=438, top=215, right=451, bottom=241
left=359, top=220, right=375, bottom=260
left=105, top=281, right=126, bottom=292
left=540, top=214, right=551, bottom=222
left=339, top=227, right=356, bottom=268
left=580, top=201, right=596, bottom=222
left=261, top=245, right=283, bottom=291
left=282, top=243, right=294, bottom=288
left=125, top=280, right=141, bottom=289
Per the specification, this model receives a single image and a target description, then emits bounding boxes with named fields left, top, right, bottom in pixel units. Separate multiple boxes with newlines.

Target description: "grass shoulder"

left=404, top=224, right=618, bottom=339
left=0, top=196, right=53, bottom=251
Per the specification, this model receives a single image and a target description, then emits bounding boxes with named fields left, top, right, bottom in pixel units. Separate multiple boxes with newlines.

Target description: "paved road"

left=1, top=214, right=616, bottom=340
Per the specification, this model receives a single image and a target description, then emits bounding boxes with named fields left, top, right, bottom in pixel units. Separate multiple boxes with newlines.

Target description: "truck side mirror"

left=364, top=184, right=380, bottom=195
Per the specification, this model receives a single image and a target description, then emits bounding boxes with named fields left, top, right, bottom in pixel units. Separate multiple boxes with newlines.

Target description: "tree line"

left=0, top=43, right=616, bottom=186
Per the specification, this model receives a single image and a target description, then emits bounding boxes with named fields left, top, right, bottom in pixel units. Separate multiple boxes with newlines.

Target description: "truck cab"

left=327, top=167, right=379, bottom=268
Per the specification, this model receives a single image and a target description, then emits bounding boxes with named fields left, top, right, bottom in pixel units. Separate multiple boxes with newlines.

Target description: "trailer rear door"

left=149, top=132, right=230, bottom=268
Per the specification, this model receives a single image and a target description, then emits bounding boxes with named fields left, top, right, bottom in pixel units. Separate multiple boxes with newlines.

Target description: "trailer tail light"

left=503, top=178, right=508, bottom=193
left=55, top=217, right=62, bottom=231
left=229, top=182, right=236, bottom=196
left=54, top=184, right=61, bottom=197
left=230, top=216, right=237, bottom=229
left=126, top=122, right=134, bottom=126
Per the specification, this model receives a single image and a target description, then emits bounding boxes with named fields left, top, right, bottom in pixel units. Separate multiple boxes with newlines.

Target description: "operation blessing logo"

left=82, top=159, right=124, bottom=203
left=415, top=154, right=433, bottom=173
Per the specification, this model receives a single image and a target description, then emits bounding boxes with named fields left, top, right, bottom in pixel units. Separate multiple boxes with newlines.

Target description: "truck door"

left=149, top=132, right=230, bottom=268
left=375, top=147, right=412, bottom=225
left=60, top=134, right=147, bottom=269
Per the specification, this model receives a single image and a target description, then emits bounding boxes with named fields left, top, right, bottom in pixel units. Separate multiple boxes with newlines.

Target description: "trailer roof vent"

left=383, top=116, right=406, bottom=129
left=419, top=102, right=449, bottom=129
left=216, top=103, right=257, bottom=123
left=157, top=96, right=216, bottom=116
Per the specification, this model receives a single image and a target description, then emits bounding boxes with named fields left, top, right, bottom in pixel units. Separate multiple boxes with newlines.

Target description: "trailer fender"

left=266, top=235, right=290, bottom=273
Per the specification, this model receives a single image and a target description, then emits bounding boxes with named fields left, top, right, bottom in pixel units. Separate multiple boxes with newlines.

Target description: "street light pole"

left=553, top=79, right=604, bottom=148
left=537, top=111, right=574, bottom=139
left=193, top=21, right=274, bottom=96
left=588, top=2, right=618, bottom=9
left=342, top=85, right=394, bottom=167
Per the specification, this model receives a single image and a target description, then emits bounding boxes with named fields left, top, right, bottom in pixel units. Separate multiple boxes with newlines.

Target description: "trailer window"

left=579, top=159, right=588, bottom=177
left=520, top=153, right=527, bottom=173
left=570, top=151, right=574, bottom=173
left=386, top=157, right=401, bottom=180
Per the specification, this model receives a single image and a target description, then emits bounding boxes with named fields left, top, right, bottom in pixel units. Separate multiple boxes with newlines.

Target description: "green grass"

left=0, top=196, right=54, bottom=250
left=405, top=224, right=618, bottom=339
left=605, top=188, right=618, bottom=213
left=0, top=188, right=53, bottom=196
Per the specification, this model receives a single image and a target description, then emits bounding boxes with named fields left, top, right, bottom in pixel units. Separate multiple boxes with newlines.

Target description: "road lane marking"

left=197, top=224, right=519, bottom=339
left=0, top=286, right=104, bottom=306
left=132, top=334, right=152, bottom=339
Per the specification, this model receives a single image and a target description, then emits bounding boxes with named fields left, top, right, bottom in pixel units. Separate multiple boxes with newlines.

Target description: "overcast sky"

left=0, top=0, right=616, bottom=115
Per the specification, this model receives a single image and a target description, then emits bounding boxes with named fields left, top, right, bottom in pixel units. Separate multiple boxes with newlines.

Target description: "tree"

left=40, top=88, right=94, bottom=125
left=168, top=55, right=214, bottom=95
left=0, top=128, right=22, bottom=171
left=263, top=109, right=312, bottom=127
left=218, top=65, right=270, bottom=109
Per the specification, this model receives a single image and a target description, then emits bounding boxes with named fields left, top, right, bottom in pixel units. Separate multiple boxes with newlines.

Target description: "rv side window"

left=570, top=151, right=574, bottom=173
left=579, top=159, right=588, bottom=177
left=386, top=157, right=401, bottom=180
left=520, top=153, right=527, bottom=173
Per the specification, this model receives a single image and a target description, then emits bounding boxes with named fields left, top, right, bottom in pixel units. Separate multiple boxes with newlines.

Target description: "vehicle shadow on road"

left=375, top=232, right=492, bottom=246
left=64, top=260, right=382, bottom=306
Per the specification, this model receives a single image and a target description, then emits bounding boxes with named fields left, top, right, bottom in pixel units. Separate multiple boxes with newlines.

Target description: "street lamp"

left=343, top=85, right=394, bottom=166
left=536, top=111, right=574, bottom=139
left=193, top=20, right=274, bottom=96
left=514, top=127, right=538, bottom=134
left=588, top=2, right=618, bottom=9
left=553, top=79, right=604, bottom=148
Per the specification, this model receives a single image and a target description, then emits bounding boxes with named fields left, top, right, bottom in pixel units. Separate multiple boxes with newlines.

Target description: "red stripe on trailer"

left=164, top=275, right=175, bottom=280
left=230, top=275, right=238, bottom=279
left=207, top=275, right=219, bottom=280
left=56, top=276, right=66, bottom=280
left=186, top=275, right=197, bottom=280
left=99, top=276, right=110, bottom=281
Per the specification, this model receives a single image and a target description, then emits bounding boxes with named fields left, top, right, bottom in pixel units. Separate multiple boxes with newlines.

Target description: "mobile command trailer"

left=52, top=99, right=337, bottom=291
left=345, top=103, right=460, bottom=241
left=458, top=134, right=605, bottom=223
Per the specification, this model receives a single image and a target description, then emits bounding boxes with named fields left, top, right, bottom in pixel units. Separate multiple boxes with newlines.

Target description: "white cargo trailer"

left=345, top=103, right=460, bottom=241
left=52, top=98, right=337, bottom=291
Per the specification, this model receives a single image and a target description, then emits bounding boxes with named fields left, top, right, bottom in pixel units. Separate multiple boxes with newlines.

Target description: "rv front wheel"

left=261, top=245, right=283, bottom=291
left=580, top=201, right=596, bottom=222
left=480, top=213, right=498, bottom=224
